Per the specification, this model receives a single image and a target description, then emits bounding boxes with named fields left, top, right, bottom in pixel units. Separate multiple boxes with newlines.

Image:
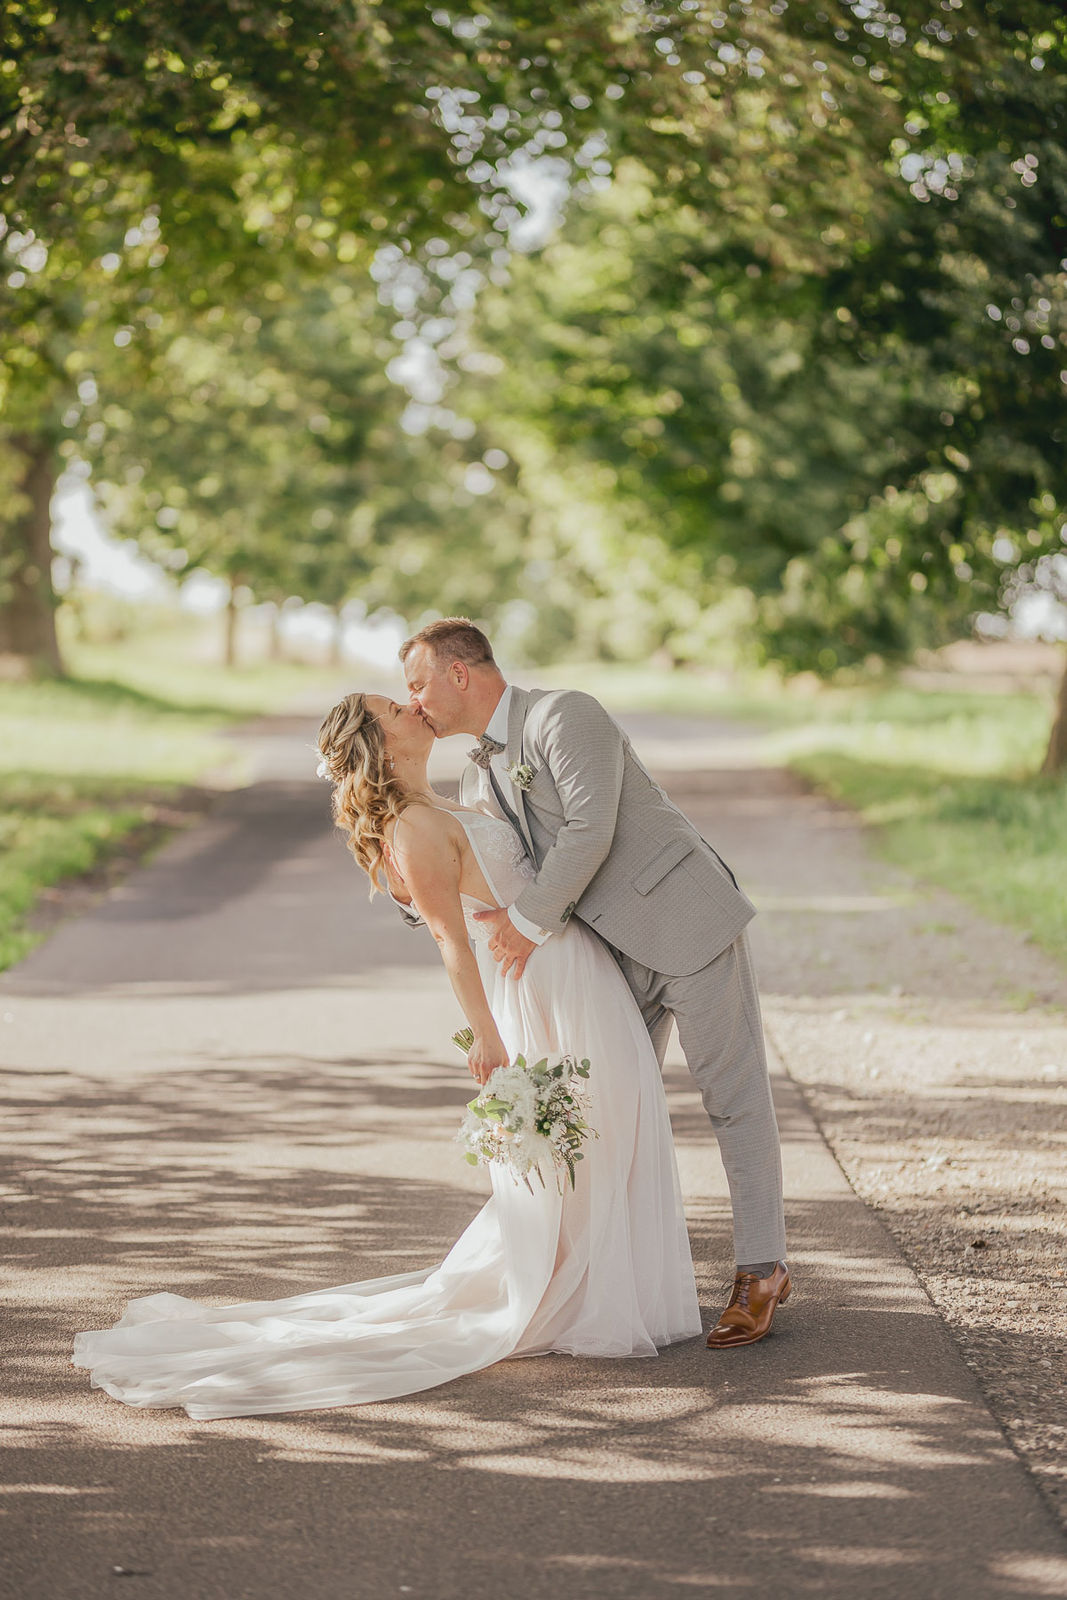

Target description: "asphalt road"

left=2, top=711, right=1065, bottom=1600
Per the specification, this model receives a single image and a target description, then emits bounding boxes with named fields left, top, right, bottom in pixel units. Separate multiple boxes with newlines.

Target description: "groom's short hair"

left=400, top=617, right=496, bottom=669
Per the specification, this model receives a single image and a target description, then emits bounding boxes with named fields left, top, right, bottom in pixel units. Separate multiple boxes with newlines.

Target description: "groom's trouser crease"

left=616, top=929, right=787, bottom=1266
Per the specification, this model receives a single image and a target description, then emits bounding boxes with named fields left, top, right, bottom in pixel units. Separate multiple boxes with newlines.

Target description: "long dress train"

left=72, top=808, right=701, bottom=1419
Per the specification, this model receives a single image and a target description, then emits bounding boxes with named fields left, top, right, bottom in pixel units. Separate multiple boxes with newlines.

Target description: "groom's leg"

left=659, top=931, right=786, bottom=1267
left=608, top=947, right=674, bottom=1063
left=645, top=1004, right=674, bottom=1067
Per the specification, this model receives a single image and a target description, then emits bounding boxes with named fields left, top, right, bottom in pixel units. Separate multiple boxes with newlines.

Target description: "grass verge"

left=764, top=684, right=1066, bottom=965
left=550, top=662, right=1065, bottom=969
left=0, top=623, right=363, bottom=973
left=789, top=750, right=1067, bottom=967
left=5, top=637, right=1063, bottom=975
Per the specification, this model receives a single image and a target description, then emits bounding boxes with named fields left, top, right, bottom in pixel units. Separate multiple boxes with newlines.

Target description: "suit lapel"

left=504, top=687, right=536, bottom=856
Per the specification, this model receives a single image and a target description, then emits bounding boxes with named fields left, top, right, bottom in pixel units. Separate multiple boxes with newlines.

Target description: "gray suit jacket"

left=457, top=687, right=755, bottom=978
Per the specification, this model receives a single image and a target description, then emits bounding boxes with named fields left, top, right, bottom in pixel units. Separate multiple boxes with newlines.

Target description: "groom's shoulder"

left=523, top=686, right=612, bottom=728
left=521, top=688, right=625, bottom=755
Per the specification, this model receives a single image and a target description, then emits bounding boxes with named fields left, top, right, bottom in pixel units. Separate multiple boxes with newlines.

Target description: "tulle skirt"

left=72, top=921, right=701, bottom=1419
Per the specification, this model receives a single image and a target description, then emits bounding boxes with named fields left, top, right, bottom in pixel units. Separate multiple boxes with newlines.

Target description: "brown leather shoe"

left=706, top=1262, right=792, bottom=1348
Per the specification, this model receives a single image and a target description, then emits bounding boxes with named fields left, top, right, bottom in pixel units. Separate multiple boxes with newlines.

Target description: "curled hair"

left=316, top=692, right=415, bottom=895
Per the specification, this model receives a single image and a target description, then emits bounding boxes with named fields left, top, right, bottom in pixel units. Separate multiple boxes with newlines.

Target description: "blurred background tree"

left=434, top=1, right=1067, bottom=762
left=2, top=2, right=1065, bottom=762
left=0, top=0, right=626, bottom=670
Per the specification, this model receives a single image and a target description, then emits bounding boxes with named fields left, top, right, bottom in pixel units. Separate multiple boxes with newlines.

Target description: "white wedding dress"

left=72, top=808, right=701, bottom=1419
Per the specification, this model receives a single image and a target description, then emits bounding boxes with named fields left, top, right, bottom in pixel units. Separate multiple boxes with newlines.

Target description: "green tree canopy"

left=0, top=0, right=641, bottom=671
left=438, top=3, right=1066, bottom=681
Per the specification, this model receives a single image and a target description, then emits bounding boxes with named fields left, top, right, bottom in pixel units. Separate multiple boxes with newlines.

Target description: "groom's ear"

left=450, top=660, right=470, bottom=691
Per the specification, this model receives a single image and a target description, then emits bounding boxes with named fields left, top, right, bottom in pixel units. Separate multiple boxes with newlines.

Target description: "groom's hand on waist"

left=473, top=907, right=536, bottom=980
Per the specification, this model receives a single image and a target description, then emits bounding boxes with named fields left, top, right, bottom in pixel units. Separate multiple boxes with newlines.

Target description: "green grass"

left=536, top=660, right=801, bottom=721
left=4, top=632, right=1064, bottom=976
left=63, top=611, right=362, bottom=716
left=0, top=614, right=368, bottom=972
left=542, top=661, right=1066, bottom=969
left=0, top=681, right=226, bottom=972
left=753, top=684, right=1067, bottom=963
left=788, top=741, right=1067, bottom=968
left=0, top=777, right=169, bottom=970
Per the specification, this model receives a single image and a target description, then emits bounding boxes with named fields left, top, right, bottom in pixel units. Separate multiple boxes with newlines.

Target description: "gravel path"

left=624, top=722, right=1067, bottom=1534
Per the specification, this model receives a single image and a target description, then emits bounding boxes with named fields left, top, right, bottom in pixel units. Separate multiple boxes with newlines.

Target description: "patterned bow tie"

left=468, top=733, right=505, bottom=769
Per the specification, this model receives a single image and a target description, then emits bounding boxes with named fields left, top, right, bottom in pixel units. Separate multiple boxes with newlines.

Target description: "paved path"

left=2, top=712, right=1065, bottom=1600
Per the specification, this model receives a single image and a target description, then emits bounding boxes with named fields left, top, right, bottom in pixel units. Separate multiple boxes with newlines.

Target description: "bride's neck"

left=392, top=756, right=435, bottom=801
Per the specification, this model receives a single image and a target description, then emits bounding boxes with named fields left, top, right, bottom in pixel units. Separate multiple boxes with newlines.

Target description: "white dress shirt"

left=482, top=686, right=550, bottom=946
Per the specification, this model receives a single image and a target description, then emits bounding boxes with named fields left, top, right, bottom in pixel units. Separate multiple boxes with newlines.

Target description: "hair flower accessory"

left=315, top=757, right=331, bottom=780
left=506, top=760, right=535, bottom=791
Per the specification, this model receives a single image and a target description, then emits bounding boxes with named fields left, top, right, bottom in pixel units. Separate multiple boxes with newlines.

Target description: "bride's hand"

left=468, top=1030, right=510, bottom=1086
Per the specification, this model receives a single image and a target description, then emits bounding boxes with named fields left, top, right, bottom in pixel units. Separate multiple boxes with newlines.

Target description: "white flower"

left=454, top=1050, right=595, bottom=1193
left=506, top=760, right=535, bottom=791
left=315, top=758, right=330, bottom=780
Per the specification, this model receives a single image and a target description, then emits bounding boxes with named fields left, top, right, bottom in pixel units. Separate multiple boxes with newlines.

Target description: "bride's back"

left=389, top=803, right=534, bottom=929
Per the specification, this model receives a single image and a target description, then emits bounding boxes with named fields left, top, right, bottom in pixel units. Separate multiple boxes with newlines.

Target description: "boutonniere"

left=506, top=760, right=535, bottom=791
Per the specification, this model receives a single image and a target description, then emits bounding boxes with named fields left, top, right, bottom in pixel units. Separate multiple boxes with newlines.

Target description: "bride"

left=72, top=692, right=701, bottom=1419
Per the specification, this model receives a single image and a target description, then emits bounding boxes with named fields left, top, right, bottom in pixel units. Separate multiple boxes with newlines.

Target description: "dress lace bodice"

left=454, top=808, right=536, bottom=941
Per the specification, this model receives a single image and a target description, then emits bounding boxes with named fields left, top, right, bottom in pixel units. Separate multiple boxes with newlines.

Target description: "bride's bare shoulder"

left=388, top=802, right=463, bottom=848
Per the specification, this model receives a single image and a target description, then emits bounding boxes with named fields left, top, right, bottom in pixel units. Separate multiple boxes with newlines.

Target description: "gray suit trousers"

left=615, top=930, right=786, bottom=1266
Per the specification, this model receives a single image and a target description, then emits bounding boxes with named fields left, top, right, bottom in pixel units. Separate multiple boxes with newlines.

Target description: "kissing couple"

left=73, top=618, right=789, bottom=1419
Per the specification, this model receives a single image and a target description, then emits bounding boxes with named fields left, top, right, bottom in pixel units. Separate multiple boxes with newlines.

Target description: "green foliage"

left=0, top=624, right=362, bottom=968
left=793, top=752, right=1067, bottom=965
left=0, top=669, right=224, bottom=971
left=0, top=779, right=155, bottom=970
left=5, top=1, right=1067, bottom=696
left=57, top=607, right=363, bottom=713
left=0, top=0, right=642, bottom=433
left=441, top=4, right=1067, bottom=674
left=744, top=674, right=1066, bottom=962
left=80, top=274, right=408, bottom=605
left=0, top=0, right=642, bottom=652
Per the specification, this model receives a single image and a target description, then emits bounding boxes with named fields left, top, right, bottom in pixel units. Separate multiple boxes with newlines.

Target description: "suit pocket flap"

left=632, top=838, right=696, bottom=896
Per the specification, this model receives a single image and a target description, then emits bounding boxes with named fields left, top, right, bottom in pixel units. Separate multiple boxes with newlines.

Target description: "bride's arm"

left=389, top=809, right=509, bottom=1086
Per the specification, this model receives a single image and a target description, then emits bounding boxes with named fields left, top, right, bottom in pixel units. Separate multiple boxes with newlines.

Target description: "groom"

left=398, top=617, right=790, bottom=1349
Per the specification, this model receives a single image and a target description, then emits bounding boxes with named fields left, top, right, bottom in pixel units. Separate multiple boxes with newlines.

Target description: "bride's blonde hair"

left=316, top=692, right=416, bottom=895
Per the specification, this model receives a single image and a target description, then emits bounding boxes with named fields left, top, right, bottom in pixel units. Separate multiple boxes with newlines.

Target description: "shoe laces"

left=728, top=1272, right=761, bottom=1310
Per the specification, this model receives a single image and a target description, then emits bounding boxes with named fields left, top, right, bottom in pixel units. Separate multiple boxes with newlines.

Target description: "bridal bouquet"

left=452, top=1028, right=596, bottom=1193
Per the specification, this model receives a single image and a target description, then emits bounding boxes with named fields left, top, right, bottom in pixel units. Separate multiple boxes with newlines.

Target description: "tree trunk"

left=0, top=433, right=63, bottom=677
left=267, top=602, right=284, bottom=663
left=224, top=579, right=241, bottom=669
left=1041, top=649, right=1067, bottom=775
